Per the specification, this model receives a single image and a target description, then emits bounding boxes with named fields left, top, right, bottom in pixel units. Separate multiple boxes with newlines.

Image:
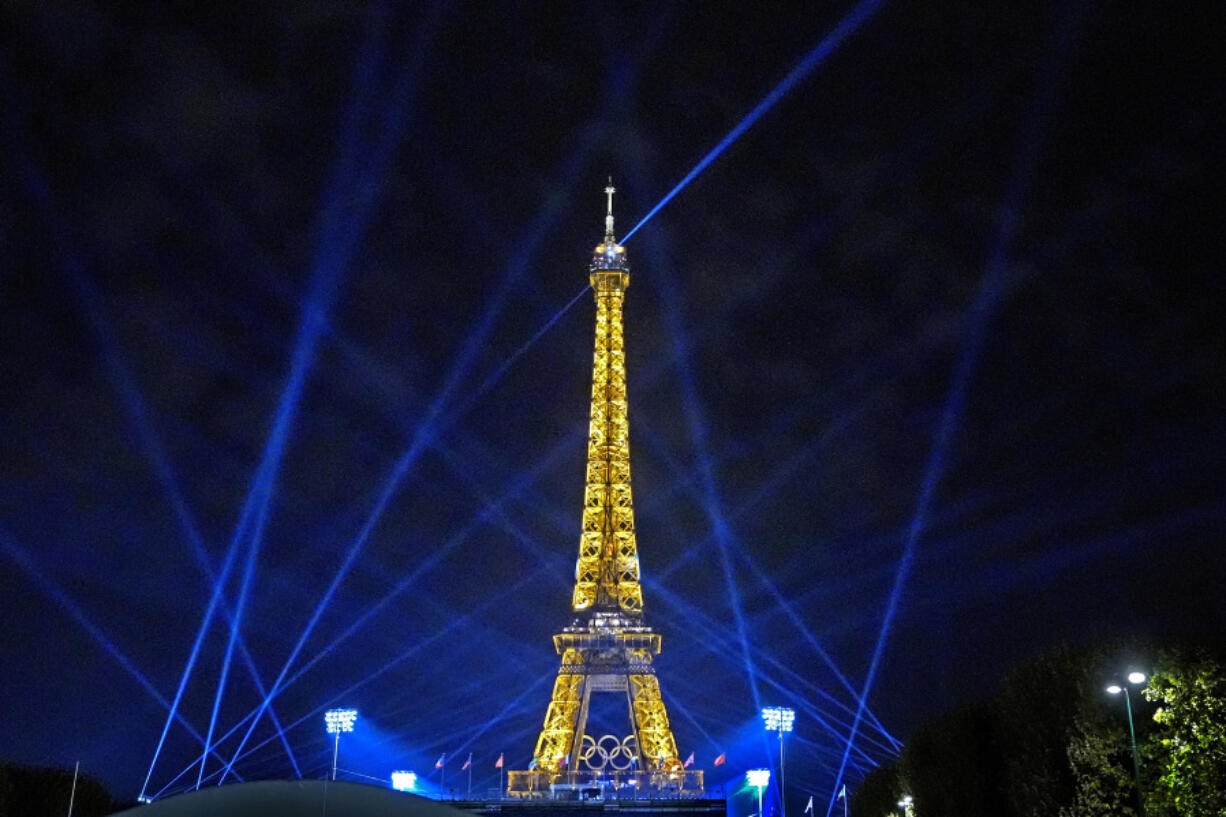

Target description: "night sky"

left=2, top=0, right=1223, bottom=809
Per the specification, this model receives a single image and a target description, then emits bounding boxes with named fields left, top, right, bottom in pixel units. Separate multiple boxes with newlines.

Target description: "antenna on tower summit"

left=604, top=176, right=616, bottom=241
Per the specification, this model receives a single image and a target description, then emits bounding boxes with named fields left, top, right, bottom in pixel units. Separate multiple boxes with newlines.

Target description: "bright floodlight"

left=761, top=706, right=795, bottom=733
left=1106, top=685, right=1123, bottom=695
left=325, top=708, right=358, bottom=734
left=746, top=768, right=771, bottom=788
left=391, top=771, right=417, bottom=791
left=1128, top=671, right=1146, bottom=684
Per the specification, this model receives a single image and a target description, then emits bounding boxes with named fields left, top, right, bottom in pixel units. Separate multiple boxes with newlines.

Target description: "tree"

left=902, top=700, right=1004, bottom=817
left=849, top=762, right=904, bottom=817
left=1143, top=651, right=1226, bottom=817
left=1060, top=713, right=1135, bottom=817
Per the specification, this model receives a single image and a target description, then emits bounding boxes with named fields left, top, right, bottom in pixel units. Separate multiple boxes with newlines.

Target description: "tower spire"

left=604, top=176, right=616, bottom=242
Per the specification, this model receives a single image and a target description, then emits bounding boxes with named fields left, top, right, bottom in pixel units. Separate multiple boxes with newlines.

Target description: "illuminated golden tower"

left=506, top=183, right=700, bottom=797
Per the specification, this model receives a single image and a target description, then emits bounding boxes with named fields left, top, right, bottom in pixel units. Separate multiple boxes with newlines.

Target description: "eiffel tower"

left=506, top=183, right=701, bottom=797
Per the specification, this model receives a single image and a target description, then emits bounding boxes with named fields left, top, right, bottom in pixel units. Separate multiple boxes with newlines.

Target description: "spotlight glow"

left=1127, top=671, right=1146, bottom=685
left=1106, top=685, right=1123, bottom=695
left=391, top=771, right=417, bottom=791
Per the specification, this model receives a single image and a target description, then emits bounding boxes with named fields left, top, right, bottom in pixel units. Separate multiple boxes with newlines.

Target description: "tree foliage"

left=900, top=701, right=1003, bottom=815
left=1060, top=714, right=1135, bottom=817
left=1143, top=650, right=1226, bottom=817
left=844, top=642, right=1226, bottom=817
left=849, top=763, right=904, bottom=817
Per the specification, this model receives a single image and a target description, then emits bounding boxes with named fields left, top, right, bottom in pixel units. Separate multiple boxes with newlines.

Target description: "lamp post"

left=896, top=795, right=913, bottom=817
left=762, top=706, right=795, bottom=817
left=1106, top=671, right=1147, bottom=817
left=747, top=769, right=771, bottom=817
left=324, top=708, right=358, bottom=781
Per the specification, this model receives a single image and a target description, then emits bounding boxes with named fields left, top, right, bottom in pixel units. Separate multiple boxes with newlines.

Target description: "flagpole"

left=468, top=756, right=472, bottom=798
left=442, top=754, right=446, bottom=798
left=67, top=760, right=79, bottom=817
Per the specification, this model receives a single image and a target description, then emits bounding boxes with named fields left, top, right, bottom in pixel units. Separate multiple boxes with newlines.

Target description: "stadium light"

left=762, top=707, right=795, bottom=817
left=324, top=708, right=358, bottom=781
left=761, top=706, right=795, bottom=733
left=747, top=768, right=770, bottom=817
left=391, top=771, right=417, bottom=792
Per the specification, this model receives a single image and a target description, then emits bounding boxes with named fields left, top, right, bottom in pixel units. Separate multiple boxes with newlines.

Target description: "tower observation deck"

left=504, top=184, right=701, bottom=799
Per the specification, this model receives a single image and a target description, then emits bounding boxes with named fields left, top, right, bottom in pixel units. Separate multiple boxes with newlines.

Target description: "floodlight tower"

left=762, top=706, right=795, bottom=817
left=747, top=768, right=771, bottom=817
left=324, top=708, right=357, bottom=781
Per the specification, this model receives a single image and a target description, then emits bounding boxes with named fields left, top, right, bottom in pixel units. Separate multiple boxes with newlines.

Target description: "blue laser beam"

left=633, top=355, right=901, bottom=749
left=216, top=278, right=588, bottom=778
left=460, top=284, right=591, bottom=410
left=621, top=0, right=888, bottom=243
left=0, top=530, right=244, bottom=781
left=201, top=1, right=444, bottom=786
left=0, top=106, right=289, bottom=791
left=644, top=578, right=895, bottom=769
left=440, top=320, right=903, bottom=765
left=215, top=138, right=603, bottom=777
left=642, top=205, right=766, bottom=725
left=219, top=439, right=564, bottom=760
left=56, top=257, right=302, bottom=789
left=217, top=58, right=644, bottom=774
left=193, top=584, right=548, bottom=789
left=822, top=4, right=1088, bottom=811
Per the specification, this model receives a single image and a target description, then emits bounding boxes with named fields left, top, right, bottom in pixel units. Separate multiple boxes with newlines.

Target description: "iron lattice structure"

left=507, top=185, right=700, bottom=797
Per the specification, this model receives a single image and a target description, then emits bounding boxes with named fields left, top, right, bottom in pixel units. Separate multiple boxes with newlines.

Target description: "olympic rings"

left=579, top=734, right=638, bottom=771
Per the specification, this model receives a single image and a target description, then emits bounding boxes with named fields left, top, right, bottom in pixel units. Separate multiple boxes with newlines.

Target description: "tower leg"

left=628, top=674, right=681, bottom=772
left=529, top=672, right=585, bottom=778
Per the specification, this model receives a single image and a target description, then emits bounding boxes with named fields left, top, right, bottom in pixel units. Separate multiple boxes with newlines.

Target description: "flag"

left=683, top=752, right=695, bottom=768
left=528, top=756, right=538, bottom=770
left=462, top=753, right=472, bottom=771
left=495, top=753, right=504, bottom=769
left=435, top=754, right=445, bottom=769
left=805, top=796, right=814, bottom=813
left=658, top=757, right=665, bottom=770
left=837, top=785, right=846, bottom=800
left=713, top=753, right=726, bottom=767
left=558, top=756, right=568, bottom=769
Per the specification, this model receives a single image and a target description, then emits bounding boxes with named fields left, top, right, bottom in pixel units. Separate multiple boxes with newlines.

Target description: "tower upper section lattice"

left=573, top=180, right=642, bottom=615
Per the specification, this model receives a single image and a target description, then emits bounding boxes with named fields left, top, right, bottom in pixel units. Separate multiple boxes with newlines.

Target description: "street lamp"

left=896, top=794, right=913, bottom=817
left=762, top=706, right=795, bottom=817
left=747, top=768, right=771, bottom=817
left=324, top=708, right=358, bottom=781
left=1106, top=672, right=1147, bottom=817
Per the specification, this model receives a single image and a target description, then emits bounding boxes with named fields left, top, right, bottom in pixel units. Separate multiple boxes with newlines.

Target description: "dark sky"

left=2, top=0, right=1223, bottom=808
